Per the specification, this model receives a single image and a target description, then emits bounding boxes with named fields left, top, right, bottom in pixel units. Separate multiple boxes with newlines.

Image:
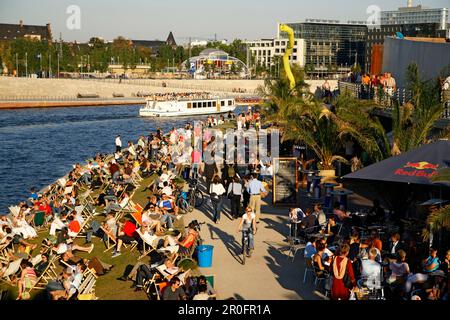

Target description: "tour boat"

left=139, top=96, right=236, bottom=117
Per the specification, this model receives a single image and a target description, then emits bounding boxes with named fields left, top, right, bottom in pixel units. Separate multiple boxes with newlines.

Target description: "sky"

left=0, top=0, right=448, bottom=44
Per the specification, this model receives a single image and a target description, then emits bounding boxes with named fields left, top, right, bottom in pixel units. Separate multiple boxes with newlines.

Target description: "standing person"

left=209, top=175, right=226, bottom=224
left=242, top=175, right=251, bottom=211
left=203, top=151, right=218, bottom=194
left=228, top=176, right=243, bottom=220
left=115, top=135, right=122, bottom=153
left=247, top=173, right=267, bottom=224
left=331, top=243, right=356, bottom=300
left=237, top=207, right=257, bottom=257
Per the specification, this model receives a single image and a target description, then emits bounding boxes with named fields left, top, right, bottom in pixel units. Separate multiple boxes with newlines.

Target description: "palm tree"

left=422, top=168, right=450, bottom=241
left=282, top=101, right=348, bottom=170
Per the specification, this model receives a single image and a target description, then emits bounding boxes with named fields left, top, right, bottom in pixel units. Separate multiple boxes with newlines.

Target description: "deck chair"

left=114, top=196, right=136, bottom=221
left=0, top=243, right=11, bottom=264
left=129, top=202, right=144, bottom=226
left=144, top=272, right=163, bottom=300
left=100, top=226, right=118, bottom=253
left=29, top=255, right=60, bottom=290
left=76, top=268, right=98, bottom=300
left=8, top=206, right=20, bottom=218
left=136, top=229, right=160, bottom=260
left=176, top=233, right=200, bottom=267
left=1, top=258, right=23, bottom=283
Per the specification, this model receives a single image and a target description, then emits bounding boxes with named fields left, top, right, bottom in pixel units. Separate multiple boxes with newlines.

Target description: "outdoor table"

left=331, top=189, right=354, bottom=210
left=312, top=176, right=323, bottom=198
left=322, top=182, right=339, bottom=209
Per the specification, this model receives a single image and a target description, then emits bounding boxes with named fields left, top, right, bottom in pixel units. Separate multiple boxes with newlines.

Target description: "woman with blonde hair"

left=331, top=243, right=356, bottom=300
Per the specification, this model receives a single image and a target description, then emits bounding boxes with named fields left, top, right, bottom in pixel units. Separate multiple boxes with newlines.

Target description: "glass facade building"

left=281, top=22, right=368, bottom=74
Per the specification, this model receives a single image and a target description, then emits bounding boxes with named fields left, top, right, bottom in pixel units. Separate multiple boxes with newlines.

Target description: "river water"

left=0, top=104, right=223, bottom=212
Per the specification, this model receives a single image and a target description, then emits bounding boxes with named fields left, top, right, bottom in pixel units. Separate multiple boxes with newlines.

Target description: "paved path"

left=188, top=181, right=324, bottom=300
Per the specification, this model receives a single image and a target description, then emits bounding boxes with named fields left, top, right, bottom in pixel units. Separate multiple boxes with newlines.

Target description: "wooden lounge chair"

left=1, top=258, right=22, bottom=284
left=135, top=229, right=160, bottom=260
left=100, top=226, right=118, bottom=253
left=30, top=255, right=59, bottom=290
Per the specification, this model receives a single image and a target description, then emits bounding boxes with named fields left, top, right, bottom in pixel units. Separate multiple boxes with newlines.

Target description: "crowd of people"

left=289, top=199, right=449, bottom=300
left=145, top=92, right=213, bottom=101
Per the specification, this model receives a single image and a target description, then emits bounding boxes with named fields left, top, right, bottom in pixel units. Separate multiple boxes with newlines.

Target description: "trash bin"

left=197, top=245, right=214, bottom=268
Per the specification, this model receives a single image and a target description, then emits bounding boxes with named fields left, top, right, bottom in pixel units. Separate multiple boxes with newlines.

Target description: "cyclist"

left=237, top=207, right=257, bottom=257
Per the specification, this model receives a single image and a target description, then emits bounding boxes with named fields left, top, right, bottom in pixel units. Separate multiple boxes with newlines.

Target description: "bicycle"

left=174, top=188, right=193, bottom=214
left=240, top=228, right=254, bottom=265
left=187, top=179, right=204, bottom=208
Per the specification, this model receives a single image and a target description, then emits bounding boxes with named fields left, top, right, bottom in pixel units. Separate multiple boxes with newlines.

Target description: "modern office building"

left=381, top=1, right=448, bottom=30
left=280, top=20, right=368, bottom=77
left=245, top=38, right=306, bottom=69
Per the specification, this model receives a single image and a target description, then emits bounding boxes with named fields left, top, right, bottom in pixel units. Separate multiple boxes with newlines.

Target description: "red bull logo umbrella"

left=343, top=140, right=450, bottom=186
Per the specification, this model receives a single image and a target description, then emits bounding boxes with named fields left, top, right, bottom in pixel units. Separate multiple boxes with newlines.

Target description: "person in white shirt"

left=360, top=248, right=382, bottom=289
left=161, top=181, right=173, bottom=197
left=192, top=284, right=211, bottom=300
left=209, top=175, right=226, bottom=224
left=227, top=176, right=243, bottom=219
left=115, top=135, right=122, bottom=152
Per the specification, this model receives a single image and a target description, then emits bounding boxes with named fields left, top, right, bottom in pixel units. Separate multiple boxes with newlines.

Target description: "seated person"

left=312, top=241, right=330, bottom=278
left=157, top=194, right=179, bottom=216
left=360, top=248, right=382, bottom=289
left=333, top=203, right=351, bottom=223
left=162, top=276, right=187, bottom=300
left=46, top=267, right=73, bottom=300
left=360, top=230, right=383, bottom=253
left=348, top=230, right=361, bottom=262
left=387, top=249, right=410, bottom=287
left=304, top=236, right=318, bottom=259
left=192, top=284, right=211, bottom=300
left=188, top=275, right=217, bottom=299
left=324, top=216, right=339, bottom=245
left=112, top=218, right=138, bottom=258
left=405, top=247, right=441, bottom=293
left=16, top=260, right=37, bottom=300
left=300, top=208, right=318, bottom=231
left=62, top=250, right=112, bottom=276
left=385, top=232, right=406, bottom=260
left=161, top=181, right=173, bottom=197
left=163, top=222, right=198, bottom=257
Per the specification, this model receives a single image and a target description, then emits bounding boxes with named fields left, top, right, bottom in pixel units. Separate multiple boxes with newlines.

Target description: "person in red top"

left=67, top=215, right=81, bottom=236
left=112, top=219, right=138, bottom=258
left=331, top=243, right=356, bottom=300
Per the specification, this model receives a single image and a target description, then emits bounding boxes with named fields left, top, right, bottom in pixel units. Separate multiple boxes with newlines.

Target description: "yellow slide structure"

left=279, top=24, right=296, bottom=90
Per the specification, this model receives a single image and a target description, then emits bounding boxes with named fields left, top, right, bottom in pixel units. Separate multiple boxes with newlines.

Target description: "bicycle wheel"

left=241, top=239, right=246, bottom=265
left=176, top=197, right=189, bottom=214
left=194, top=190, right=204, bottom=208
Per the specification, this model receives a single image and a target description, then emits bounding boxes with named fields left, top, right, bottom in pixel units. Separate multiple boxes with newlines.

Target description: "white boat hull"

left=139, top=98, right=236, bottom=117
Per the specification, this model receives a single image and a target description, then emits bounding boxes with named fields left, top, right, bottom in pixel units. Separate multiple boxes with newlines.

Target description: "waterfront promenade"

left=0, top=77, right=337, bottom=109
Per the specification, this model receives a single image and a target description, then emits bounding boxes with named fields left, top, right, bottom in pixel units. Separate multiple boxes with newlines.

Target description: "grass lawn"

left=0, top=175, right=201, bottom=300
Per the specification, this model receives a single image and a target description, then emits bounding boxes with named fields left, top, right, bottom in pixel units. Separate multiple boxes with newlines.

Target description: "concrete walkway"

left=188, top=181, right=324, bottom=300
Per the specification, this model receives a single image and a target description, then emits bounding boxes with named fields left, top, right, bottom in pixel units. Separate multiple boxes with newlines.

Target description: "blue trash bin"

left=197, top=245, right=214, bottom=268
